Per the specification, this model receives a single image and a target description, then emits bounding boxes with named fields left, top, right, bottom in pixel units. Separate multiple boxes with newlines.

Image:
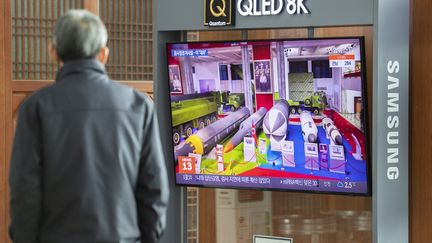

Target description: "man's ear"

left=48, top=43, right=62, bottom=65
left=97, top=47, right=109, bottom=64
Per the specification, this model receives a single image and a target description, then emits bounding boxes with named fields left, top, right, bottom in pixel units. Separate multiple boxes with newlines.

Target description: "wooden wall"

left=99, top=0, right=154, bottom=81
left=1, top=1, right=12, bottom=241
left=410, top=0, right=432, bottom=242
left=0, top=1, right=8, bottom=241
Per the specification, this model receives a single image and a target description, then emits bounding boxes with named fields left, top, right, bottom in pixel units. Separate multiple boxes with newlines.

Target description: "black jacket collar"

left=56, top=59, right=107, bottom=82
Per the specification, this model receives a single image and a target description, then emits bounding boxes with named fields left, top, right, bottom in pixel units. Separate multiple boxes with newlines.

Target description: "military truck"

left=288, top=91, right=327, bottom=115
left=171, top=92, right=220, bottom=145
left=220, top=91, right=245, bottom=112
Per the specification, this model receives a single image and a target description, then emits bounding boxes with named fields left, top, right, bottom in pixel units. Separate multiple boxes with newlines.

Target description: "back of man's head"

left=53, top=10, right=108, bottom=62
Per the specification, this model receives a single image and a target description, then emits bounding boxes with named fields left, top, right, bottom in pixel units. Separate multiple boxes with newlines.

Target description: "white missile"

left=322, top=117, right=334, bottom=131
left=322, top=117, right=342, bottom=145
left=263, top=100, right=290, bottom=143
left=174, top=107, right=250, bottom=161
left=300, top=111, right=318, bottom=143
left=326, top=124, right=343, bottom=145
left=224, top=107, right=268, bottom=153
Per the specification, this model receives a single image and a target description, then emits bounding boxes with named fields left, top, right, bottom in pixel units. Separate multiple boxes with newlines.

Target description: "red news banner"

left=178, top=156, right=196, bottom=174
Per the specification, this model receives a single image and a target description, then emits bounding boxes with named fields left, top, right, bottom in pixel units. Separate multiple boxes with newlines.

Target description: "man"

left=171, top=75, right=182, bottom=92
left=259, top=69, right=268, bottom=92
left=9, top=10, right=169, bottom=243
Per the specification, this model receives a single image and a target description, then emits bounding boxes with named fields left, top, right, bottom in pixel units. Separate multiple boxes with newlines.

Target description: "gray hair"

left=53, top=9, right=108, bottom=62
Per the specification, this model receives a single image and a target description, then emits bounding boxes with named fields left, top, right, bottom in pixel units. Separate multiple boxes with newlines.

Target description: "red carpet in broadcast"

left=240, top=167, right=336, bottom=180
left=324, top=110, right=367, bottom=159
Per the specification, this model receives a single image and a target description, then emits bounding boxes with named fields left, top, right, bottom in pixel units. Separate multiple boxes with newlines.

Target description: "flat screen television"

left=166, top=37, right=371, bottom=195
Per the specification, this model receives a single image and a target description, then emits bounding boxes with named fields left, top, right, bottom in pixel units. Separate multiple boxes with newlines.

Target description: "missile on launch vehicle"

left=321, top=117, right=343, bottom=145
left=300, top=111, right=318, bottom=143
left=224, top=107, right=268, bottom=153
left=174, top=107, right=250, bottom=161
left=263, top=100, right=290, bottom=144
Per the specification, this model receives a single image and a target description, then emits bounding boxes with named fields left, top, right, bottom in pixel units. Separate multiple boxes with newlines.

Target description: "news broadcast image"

left=167, top=38, right=370, bottom=195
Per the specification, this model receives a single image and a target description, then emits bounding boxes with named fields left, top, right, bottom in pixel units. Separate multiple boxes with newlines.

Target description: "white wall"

left=352, top=44, right=361, bottom=60
left=315, top=78, right=334, bottom=96
left=311, top=60, right=335, bottom=105
left=341, top=76, right=362, bottom=92
left=342, top=89, right=362, bottom=113
left=229, top=63, right=246, bottom=93
left=308, top=60, right=312, bottom=72
left=272, top=50, right=279, bottom=93
left=332, top=67, right=342, bottom=112
left=312, top=67, right=340, bottom=111
left=192, top=62, right=249, bottom=93
left=220, top=80, right=231, bottom=91
left=285, top=58, right=290, bottom=99
left=231, top=80, right=245, bottom=93
left=193, top=62, right=221, bottom=93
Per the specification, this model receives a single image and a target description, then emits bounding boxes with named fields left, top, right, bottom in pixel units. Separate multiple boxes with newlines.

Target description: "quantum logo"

left=204, top=0, right=235, bottom=27
left=210, top=0, right=227, bottom=17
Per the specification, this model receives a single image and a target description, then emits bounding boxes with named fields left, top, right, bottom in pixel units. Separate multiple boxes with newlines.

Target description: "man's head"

left=50, top=9, right=109, bottom=65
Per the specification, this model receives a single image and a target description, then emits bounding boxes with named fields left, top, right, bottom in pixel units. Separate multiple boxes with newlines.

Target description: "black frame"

left=165, top=36, right=372, bottom=197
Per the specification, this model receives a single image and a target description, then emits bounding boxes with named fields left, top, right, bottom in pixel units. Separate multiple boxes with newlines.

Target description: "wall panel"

left=248, top=28, right=308, bottom=40
left=411, top=0, right=432, bottom=241
left=100, top=0, right=153, bottom=81
left=198, top=30, right=243, bottom=41
left=3, top=0, right=13, bottom=241
left=11, top=0, right=82, bottom=80
left=0, top=1, right=9, bottom=242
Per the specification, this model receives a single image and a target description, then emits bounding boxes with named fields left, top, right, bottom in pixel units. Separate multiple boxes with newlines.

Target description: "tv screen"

left=167, top=37, right=371, bottom=195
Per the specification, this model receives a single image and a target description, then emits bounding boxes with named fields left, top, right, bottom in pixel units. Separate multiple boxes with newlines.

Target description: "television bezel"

left=165, top=36, right=372, bottom=197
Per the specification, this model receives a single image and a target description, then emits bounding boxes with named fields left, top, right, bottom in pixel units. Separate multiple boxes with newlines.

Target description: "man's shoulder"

left=19, top=82, right=57, bottom=108
left=21, top=79, right=153, bottom=113
left=108, top=80, right=153, bottom=103
left=106, top=79, right=155, bottom=114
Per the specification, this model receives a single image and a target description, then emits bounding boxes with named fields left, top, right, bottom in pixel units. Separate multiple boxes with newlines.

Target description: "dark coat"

left=9, top=59, right=169, bottom=243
